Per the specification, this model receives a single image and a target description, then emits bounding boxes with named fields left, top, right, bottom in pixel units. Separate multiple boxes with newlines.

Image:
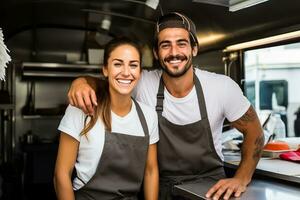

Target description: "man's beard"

left=159, top=54, right=193, bottom=78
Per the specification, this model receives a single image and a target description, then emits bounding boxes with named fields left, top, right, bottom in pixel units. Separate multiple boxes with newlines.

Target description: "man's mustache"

left=164, top=55, right=187, bottom=62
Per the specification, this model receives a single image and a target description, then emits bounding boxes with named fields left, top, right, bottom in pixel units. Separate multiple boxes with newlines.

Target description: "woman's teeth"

left=118, top=79, right=131, bottom=84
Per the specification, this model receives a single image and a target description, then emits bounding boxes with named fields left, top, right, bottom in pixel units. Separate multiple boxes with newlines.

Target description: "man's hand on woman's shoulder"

left=68, top=76, right=98, bottom=115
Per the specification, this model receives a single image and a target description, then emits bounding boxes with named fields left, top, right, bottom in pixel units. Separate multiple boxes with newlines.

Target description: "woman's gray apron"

left=156, top=72, right=226, bottom=200
left=75, top=99, right=149, bottom=200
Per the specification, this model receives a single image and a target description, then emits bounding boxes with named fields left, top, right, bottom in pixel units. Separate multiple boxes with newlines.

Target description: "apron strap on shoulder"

left=156, top=76, right=165, bottom=115
left=132, top=98, right=149, bottom=136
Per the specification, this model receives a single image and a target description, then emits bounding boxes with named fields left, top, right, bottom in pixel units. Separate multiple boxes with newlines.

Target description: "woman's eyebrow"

left=129, top=60, right=139, bottom=63
left=112, top=58, right=123, bottom=62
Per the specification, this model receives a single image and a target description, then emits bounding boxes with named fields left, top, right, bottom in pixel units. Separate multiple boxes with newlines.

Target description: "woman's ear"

left=192, top=46, right=198, bottom=57
left=102, top=66, right=108, bottom=77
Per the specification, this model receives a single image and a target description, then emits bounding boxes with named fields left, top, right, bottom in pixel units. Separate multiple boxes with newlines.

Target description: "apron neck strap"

left=132, top=98, right=149, bottom=136
left=156, top=77, right=165, bottom=116
left=155, top=69, right=208, bottom=119
left=193, top=72, right=208, bottom=119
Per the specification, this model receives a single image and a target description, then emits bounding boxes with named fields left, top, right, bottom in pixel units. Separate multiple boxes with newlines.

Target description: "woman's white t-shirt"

left=58, top=100, right=159, bottom=190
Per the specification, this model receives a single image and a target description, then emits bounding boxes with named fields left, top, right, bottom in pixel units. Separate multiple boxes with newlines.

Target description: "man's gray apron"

left=156, top=71, right=226, bottom=200
left=75, top=99, right=149, bottom=200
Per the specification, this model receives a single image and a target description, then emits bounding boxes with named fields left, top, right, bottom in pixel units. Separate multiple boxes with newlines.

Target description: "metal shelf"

left=0, top=104, right=14, bottom=110
left=22, top=62, right=101, bottom=69
left=22, top=62, right=103, bottom=78
left=22, top=115, right=63, bottom=119
left=22, top=71, right=101, bottom=78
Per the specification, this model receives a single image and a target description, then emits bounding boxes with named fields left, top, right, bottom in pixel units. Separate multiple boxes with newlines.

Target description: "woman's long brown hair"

left=81, top=37, right=142, bottom=135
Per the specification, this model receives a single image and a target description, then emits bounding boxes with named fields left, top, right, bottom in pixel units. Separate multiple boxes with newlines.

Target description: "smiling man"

left=156, top=27, right=195, bottom=78
left=68, top=12, right=264, bottom=200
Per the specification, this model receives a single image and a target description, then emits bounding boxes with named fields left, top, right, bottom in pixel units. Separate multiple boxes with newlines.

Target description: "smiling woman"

left=103, top=44, right=141, bottom=105
left=54, top=37, right=159, bottom=200
left=87, top=37, right=143, bottom=131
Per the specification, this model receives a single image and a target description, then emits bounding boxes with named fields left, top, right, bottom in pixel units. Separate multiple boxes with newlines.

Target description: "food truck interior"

left=1, top=0, right=300, bottom=199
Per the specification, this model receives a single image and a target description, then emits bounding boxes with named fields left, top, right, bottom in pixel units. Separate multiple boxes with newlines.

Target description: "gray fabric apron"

left=156, top=71, right=225, bottom=200
left=75, top=99, right=149, bottom=200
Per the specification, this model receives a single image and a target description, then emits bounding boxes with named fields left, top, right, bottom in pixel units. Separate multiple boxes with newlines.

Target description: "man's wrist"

left=233, top=171, right=252, bottom=185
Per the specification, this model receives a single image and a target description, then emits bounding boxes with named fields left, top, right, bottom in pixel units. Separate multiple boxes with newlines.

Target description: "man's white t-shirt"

left=58, top=100, right=159, bottom=190
left=133, top=68, right=250, bottom=160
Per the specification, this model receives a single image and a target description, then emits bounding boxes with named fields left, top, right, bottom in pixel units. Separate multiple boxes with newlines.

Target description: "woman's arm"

left=143, top=144, right=159, bottom=200
left=54, top=132, right=79, bottom=200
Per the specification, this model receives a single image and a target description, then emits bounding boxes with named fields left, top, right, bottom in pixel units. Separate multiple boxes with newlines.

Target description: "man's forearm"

left=231, top=106, right=264, bottom=184
left=234, top=132, right=264, bottom=183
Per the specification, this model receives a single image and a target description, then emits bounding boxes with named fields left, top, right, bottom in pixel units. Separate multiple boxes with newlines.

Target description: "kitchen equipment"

left=263, top=141, right=291, bottom=158
left=21, top=81, right=35, bottom=115
left=21, top=131, right=39, bottom=144
left=295, top=107, right=300, bottom=137
left=279, top=148, right=300, bottom=162
left=264, top=141, right=290, bottom=151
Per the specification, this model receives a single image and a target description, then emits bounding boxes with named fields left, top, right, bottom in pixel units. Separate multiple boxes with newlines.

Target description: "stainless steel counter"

left=173, top=154, right=300, bottom=199
left=173, top=177, right=300, bottom=200
left=224, top=153, right=300, bottom=184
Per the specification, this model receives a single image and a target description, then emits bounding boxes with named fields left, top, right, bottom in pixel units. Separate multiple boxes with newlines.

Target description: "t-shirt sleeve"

left=222, top=76, right=251, bottom=122
left=132, top=69, right=161, bottom=108
left=58, top=104, right=86, bottom=141
left=140, top=104, right=159, bottom=145
left=132, top=69, right=146, bottom=99
left=149, top=110, right=159, bottom=145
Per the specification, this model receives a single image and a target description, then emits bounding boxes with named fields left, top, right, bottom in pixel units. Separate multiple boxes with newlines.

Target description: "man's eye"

left=161, top=44, right=170, bottom=49
left=114, top=63, right=122, bottom=67
left=178, top=43, right=187, bottom=47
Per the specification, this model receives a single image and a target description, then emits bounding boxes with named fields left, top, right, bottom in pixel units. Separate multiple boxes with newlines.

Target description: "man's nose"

left=170, top=44, right=179, bottom=55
